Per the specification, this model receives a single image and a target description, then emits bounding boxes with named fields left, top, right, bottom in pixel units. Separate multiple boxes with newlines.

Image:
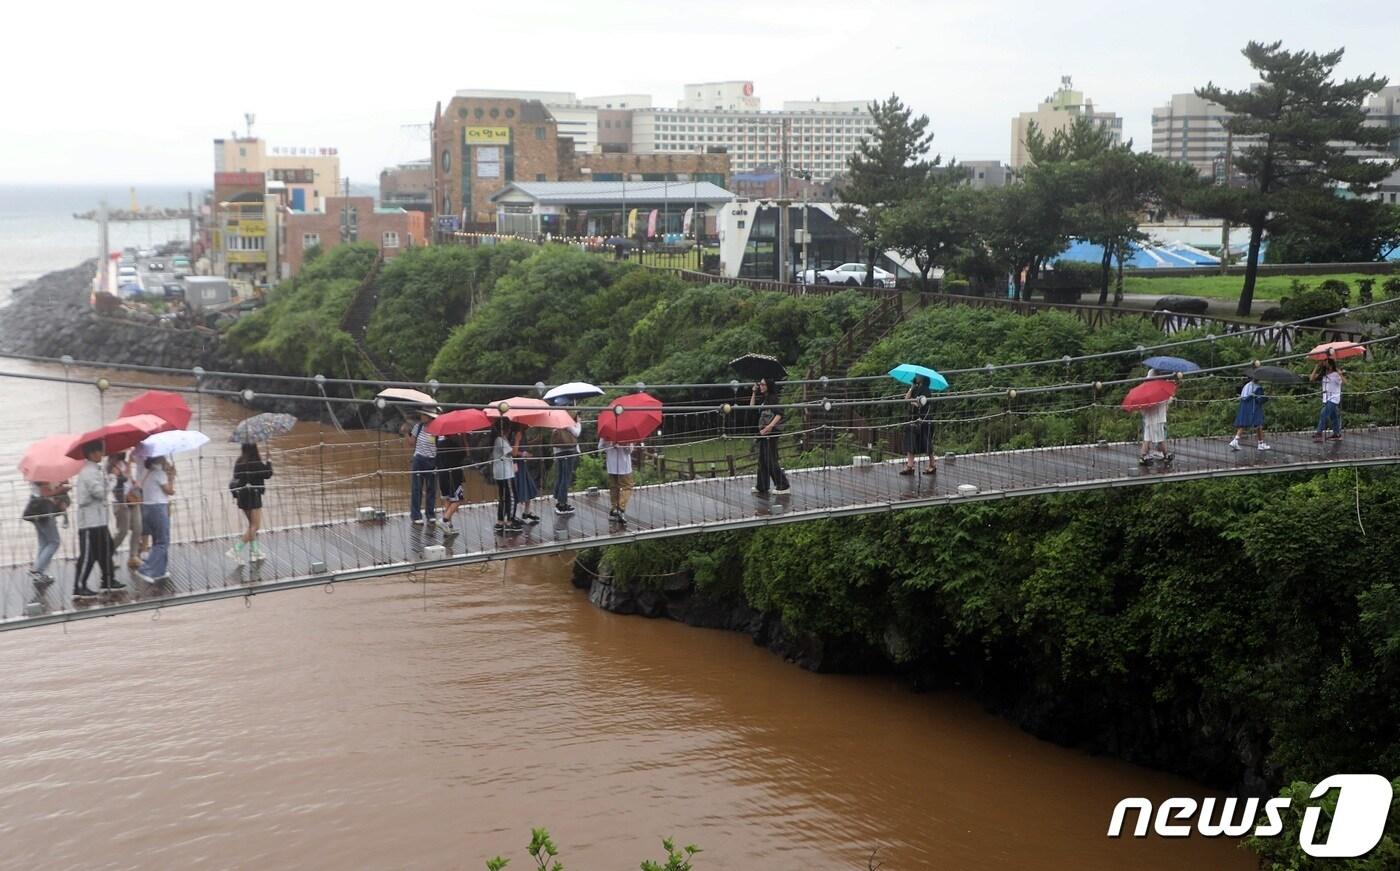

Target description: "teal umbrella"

left=888, top=364, right=949, bottom=391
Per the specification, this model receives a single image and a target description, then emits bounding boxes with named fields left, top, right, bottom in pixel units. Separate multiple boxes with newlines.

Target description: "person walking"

left=1229, top=377, right=1271, bottom=452
left=228, top=443, right=273, bottom=562
left=1311, top=359, right=1346, bottom=442
left=899, top=374, right=937, bottom=476
left=511, top=422, right=540, bottom=525
left=73, top=440, right=121, bottom=597
left=402, top=411, right=438, bottom=525
left=436, top=432, right=468, bottom=525
left=491, top=419, right=521, bottom=534
left=24, top=479, right=69, bottom=589
left=749, top=377, right=791, bottom=495
left=551, top=409, right=582, bottom=515
left=135, top=455, right=175, bottom=585
left=107, top=450, right=143, bottom=570
left=1138, top=399, right=1172, bottom=465
left=599, top=436, right=635, bottom=523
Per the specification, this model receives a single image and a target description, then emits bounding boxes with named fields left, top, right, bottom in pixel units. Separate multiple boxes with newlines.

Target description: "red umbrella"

left=1121, top=380, right=1177, bottom=412
left=18, top=434, right=85, bottom=482
left=119, top=390, right=192, bottom=429
left=597, top=392, right=662, bottom=442
left=425, top=408, right=493, bottom=436
left=64, top=414, right=171, bottom=459
left=1307, top=341, right=1366, bottom=361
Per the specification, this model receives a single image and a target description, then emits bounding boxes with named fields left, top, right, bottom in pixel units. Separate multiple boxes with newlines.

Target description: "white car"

left=797, top=263, right=897, bottom=288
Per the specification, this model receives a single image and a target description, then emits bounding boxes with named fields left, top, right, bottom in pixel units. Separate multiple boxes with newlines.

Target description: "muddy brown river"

left=0, top=360, right=1253, bottom=868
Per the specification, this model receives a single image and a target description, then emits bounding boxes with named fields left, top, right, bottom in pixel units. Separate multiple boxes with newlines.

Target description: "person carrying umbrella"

left=134, top=454, right=175, bottom=585
left=900, top=374, right=937, bottom=476
left=1229, top=375, right=1271, bottom=452
left=551, top=406, right=582, bottom=515
left=107, top=450, right=144, bottom=570
left=73, top=440, right=122, bottom=597
left=399, top=411, right=439, bottom=525
left=1311, top=359, right=1347, bottom=442
left=490, top=418, right=521, bottom=534
left=436, top=431, right=468, bottom=526
left=23, top=479, right=70, bottom=590
left=227, top=444, right=273, bottom=562
left=598, top=435, right=636, bottom=523
left=750, top=377, right=791, bottom=495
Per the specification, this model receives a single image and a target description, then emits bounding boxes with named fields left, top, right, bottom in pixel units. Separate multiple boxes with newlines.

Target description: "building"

left=716, top=201, right=914, bottom=283
left=212, top=137, right=340, bottom=211
left=380, top=161, right=433, bottom=211
left=283, top=196, right=427, bottom=276
left=1363, top=85, right=1400, bottom=159
left=212, top=186, right=283, bottom=289
left=1151, top=93, right=1238, bottom=177
left=960, top=160, right=1011, bottom=189
left=431, top=93, right=732, bottom=232
left=1010, top=77, right=1122, bottom=168
left=489, top=180, right=733, bottom=238
left=679, top=81, right=762, bottom=111
left=630, top=89, right=873, bottom=181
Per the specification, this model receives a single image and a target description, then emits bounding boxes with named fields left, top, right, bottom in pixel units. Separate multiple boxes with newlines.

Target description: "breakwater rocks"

left=1, top=262, right=363, bottom=426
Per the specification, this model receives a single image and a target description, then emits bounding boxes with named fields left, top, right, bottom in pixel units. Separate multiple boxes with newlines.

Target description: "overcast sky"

left=3, top=0, right=1393, bottom=187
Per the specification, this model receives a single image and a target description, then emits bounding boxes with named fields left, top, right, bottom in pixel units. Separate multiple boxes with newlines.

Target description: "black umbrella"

left=1250, top=365, right=1304, bottom=384
left=729, top=353, right=787, bottom=383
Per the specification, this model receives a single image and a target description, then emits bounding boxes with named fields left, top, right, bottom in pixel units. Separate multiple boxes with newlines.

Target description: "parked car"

left=796, top=263, right=897, bottom=288
left=162, top=283, right=186, bottom=299
left=148, top=261, right=165, bottom=272
left=117, top=266, right=138, bottom=279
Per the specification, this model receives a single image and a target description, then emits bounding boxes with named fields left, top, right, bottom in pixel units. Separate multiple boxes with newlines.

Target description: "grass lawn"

left=1121, top=272, right=1388, bottom=302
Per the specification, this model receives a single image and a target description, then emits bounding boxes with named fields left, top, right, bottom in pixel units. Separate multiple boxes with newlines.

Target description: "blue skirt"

left=1233, top=396, right=1265, bottom=429
left=514, top=460, right=538, bottom=501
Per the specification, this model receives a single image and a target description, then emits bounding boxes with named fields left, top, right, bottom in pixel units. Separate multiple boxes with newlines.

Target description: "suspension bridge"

left=3, top=301, right=1400, bottom=631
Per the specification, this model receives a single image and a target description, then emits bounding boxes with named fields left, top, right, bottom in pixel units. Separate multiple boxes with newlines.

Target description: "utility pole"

left=98, top=199, right=109, bottom=295
left=777, top=117, right=791, bottom=283
left=1219, top=127, right=1233, bottom=276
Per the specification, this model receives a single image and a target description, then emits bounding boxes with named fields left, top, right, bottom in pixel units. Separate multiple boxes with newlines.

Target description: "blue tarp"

left=1056, top=239, right=1219, bottom=269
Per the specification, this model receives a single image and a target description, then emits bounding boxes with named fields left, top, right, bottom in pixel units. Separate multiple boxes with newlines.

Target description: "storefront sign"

left=226, top=250, right=266, bottom=264
left=465, top=127, right=511, bottom=145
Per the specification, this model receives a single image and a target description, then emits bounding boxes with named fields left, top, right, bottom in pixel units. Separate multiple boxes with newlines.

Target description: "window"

left=535, top=127, right=546, bottom=140
left=505, top=108, right=515, bottom=118
left=489, top=108, right=500, bottom=119
left=383, top=231, right=400, bottom=248
left=536, top=173, right=546, bottom=181
left=239, top=147, right=246, bottom=157
left=303, top=233, right=320, bottom=248
left=474, top=107, right=484, bottom=119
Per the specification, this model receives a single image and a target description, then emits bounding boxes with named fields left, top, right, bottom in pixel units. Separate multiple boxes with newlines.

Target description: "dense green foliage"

left=427, top=245, right=875, bottom=402
left=223, top=243, right=378, bottom=378
left=485, top=828, right=699, bottom=871
left=365, top=242, right=535, bottom=379
left=1246, top=778, right=1400, bottom=869
left=1279, top=280, right=1345, bottom=323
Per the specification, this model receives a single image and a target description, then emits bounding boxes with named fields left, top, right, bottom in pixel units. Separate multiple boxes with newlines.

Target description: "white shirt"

left=1321, top=372, right=1342, bottom=405
left=1240, top=380, right=1260, bottom=400
left=141, top=465, right=171, bottom=505
left=599, top=439, right=635, bottom=476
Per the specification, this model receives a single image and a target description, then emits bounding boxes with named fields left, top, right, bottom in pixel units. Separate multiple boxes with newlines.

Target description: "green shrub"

left=1318, top=278, right=1351, bottom=307
left=1383, top=276, right=1400, bottom=299
left=1357, top=277, right=1376, bottom=305
left=1279, top=279, right=1343, bottom=323
left=944, top=279, right=970, bottom=294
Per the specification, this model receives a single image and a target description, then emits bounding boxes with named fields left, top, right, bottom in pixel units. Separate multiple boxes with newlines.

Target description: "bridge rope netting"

left=2, top=302, right=1400, bottom=629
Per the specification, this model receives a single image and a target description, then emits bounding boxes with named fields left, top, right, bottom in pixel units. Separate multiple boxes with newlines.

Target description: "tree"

left=877, top=166, right=978, bottom=291
left=1264, top=197, right=1400, bottom=264
left=1070, top=146, right=1200, bottom=304
left=1197, top=41, right=1398, bottom=316
left=838, top=94, right=934, bottom=287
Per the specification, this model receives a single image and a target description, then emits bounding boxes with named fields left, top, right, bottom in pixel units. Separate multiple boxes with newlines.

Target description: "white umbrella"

left=544, top=382, right=604, bottom=405
left=141, top=429, right=210, bottom=457
left=377, top=387, right=436, bottom=405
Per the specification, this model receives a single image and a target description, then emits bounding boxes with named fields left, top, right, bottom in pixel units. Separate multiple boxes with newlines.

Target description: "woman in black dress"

left=229, top=443, right=273, bottom=562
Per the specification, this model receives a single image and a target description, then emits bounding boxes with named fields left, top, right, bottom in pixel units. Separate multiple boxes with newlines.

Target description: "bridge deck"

left=4, top=427, right=1398, bottom=630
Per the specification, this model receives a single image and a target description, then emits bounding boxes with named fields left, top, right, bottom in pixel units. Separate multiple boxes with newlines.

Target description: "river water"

left=0, top=357, right=1255, bottom=869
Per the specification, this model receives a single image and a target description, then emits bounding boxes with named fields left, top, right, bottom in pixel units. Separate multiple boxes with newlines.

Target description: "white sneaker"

left=1228, top=438, right=1240, bottom=451
left=1257, top=442, right=1272, bottom=451
left=225, top=545, right=243, bottom=560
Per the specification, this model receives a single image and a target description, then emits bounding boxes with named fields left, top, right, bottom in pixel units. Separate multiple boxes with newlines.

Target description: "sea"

left=0, top=184, right=198, bottom=298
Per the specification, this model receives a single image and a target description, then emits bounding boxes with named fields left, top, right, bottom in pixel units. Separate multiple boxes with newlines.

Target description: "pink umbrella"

left=425, top=408, right=493, bottom=436
left=119, top=390, right=192, bottom=429
left=18, top=434, right=85, bottom=482
left=1307, top=341, right=1366, bottom=361
left=489, top=397, right=578, bottom=430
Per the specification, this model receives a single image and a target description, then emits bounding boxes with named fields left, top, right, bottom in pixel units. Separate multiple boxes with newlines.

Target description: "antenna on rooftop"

left=244, top=113, right=256, bottom=139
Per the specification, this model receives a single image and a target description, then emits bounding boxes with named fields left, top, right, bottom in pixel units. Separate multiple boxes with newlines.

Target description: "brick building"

left=379, top=161, right=433, bottom=211
left=282, top=196, right=427, bottom=276
left=431, top=93, right=731, bottom=235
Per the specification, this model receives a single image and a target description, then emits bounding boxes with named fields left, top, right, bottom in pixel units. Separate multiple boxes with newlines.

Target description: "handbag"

left=22, top=495, right=57, bottom=523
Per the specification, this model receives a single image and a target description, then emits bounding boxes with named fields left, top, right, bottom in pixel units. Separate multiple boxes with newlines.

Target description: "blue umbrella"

left=888, top=364, right=949, bottom=391
left=1142, top=356, right=1200, bottom=374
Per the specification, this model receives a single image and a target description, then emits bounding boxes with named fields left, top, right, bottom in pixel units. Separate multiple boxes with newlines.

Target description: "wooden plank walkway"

left=4, top=426, right=1398, bottom=630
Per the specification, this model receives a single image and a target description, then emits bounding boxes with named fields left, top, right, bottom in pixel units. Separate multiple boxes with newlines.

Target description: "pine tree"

left=838, top=95, right=934, bottom=287
left=1196, top=41, right=1397, bottom=316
